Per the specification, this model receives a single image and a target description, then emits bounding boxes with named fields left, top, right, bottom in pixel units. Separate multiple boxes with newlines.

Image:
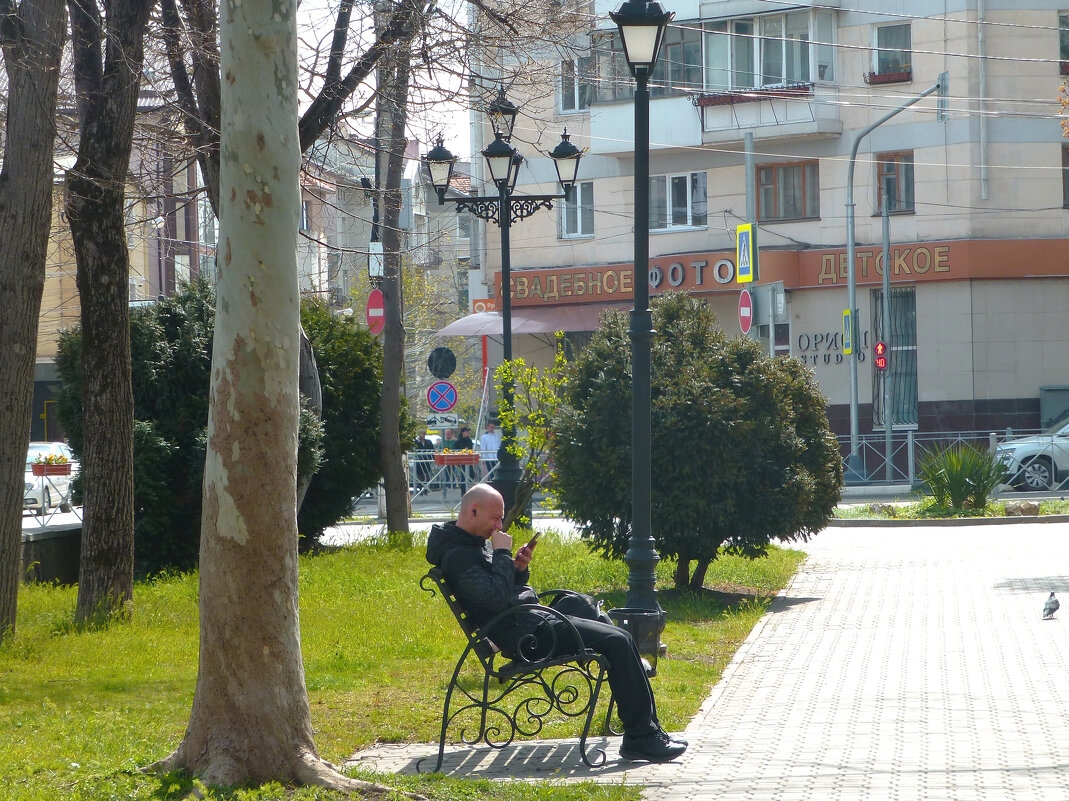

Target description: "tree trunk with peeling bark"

left=151, top=0, right=411, bottom=791
left=0, top=0, right=66, bottom=639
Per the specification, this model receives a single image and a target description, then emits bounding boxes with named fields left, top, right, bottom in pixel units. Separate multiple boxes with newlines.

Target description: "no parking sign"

left=427, top=381, right=457, bottom=412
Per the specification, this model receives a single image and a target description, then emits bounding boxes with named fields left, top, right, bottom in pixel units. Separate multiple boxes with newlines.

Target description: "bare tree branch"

left=159, top=0, right=220, bottom=215
left=298, top=0, right=433, bottom=153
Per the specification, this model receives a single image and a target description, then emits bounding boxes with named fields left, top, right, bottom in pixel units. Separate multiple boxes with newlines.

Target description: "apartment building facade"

left=464, top=0, right=1069, bottom=439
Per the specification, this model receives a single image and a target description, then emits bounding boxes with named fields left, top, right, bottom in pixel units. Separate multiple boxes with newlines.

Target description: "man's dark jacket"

left=426, top=521, right=549, bottom=655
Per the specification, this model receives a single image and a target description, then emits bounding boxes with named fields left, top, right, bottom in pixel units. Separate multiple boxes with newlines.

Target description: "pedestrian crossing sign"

left=736, top=224, right=754, bottom=283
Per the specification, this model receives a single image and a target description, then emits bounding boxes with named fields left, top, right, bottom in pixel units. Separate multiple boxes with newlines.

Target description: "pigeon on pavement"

left=1043, top=592, right=1060, bottom=620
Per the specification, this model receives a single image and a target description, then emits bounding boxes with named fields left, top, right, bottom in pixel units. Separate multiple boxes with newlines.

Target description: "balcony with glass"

left=696, top=10, right=841, bottom=143
left=586, top=9, right=842, bottom=153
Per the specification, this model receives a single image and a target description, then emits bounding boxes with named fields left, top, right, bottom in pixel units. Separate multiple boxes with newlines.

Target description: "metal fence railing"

left=839, top=428, right=1069, bottom=493
left=22, top=471, right=82, bottom=528
left=405, top=451, right=500, bottom=501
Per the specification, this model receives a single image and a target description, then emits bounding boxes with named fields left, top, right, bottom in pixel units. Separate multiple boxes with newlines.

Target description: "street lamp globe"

left=487, top=86, right=520, bottom=141
left=423, top=138, right=457, bottom=204
left=548, top=130, right=586, bottom=201
left=482, top=130, right=519, bottom=190
left=609, top=0, right=674, bottom=76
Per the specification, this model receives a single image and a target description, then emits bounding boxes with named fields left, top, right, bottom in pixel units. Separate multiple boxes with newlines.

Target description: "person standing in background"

left=479, top=420, right=502, bottom=480
left=413, top=430, right=435, bottom=487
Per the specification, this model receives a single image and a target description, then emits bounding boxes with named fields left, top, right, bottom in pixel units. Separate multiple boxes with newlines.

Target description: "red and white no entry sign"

left=366, top=288, right=385, bottom=335
left=738, top=289, right=753, bottom=334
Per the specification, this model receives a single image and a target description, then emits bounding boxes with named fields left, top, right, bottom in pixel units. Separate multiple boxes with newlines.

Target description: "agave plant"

left=917, top=441, right=1008, bottom=511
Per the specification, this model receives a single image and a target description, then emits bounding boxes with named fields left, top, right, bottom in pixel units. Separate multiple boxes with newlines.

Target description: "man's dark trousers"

left=522, top=616, right=658, bottom=736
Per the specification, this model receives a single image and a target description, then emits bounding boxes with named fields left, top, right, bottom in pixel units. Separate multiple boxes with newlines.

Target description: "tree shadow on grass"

left=593, top=586, right=821, bottom=624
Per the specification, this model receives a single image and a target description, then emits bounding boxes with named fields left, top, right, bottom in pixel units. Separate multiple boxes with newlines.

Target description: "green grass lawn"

left=834, top=497, right=1069, bottom=519
left=1, top=531, right=804, bottom=800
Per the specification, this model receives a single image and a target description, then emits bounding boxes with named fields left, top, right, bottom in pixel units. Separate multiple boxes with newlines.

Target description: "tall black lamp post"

left=423, top=102, right=583, bottom=518
left=610, top=0, right=673, bottom=614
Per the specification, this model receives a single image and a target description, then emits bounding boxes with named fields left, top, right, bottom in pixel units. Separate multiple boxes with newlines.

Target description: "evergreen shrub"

left=55, top=278, right=385, bottom=575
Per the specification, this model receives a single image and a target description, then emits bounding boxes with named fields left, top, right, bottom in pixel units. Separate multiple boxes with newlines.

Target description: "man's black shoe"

left=619, top=728, right=687, bottom=762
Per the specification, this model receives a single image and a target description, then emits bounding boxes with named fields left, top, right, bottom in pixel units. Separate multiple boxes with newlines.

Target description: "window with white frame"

left=561, top=56, right=596, bottom=111
left=757, top=161, right=819, bottom=221
left=875, top=152, right=914, bottom=214
left=1060, top=13, right=1069, bottom=73
left=458, top=213, right=472, bottom=240
left=560, top=181, right=594, bottom=237
left=651, top=24, right=703, bottom=95
left=874, top=23, right=911, bottom=76
left=595, top=32, right=634, bottom=102
left=199, top=195, right=217, bottom=246
left=1063, top=146, right=1069, bottom=207
left=773, top=323, right=791, bottom=358
left=702, top=10, right=835, bottom=92
left=649, top=172, right=707, bottom=230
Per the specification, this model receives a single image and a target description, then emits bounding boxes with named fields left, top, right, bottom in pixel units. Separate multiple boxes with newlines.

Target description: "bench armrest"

left=476, top=602, right=589, bottom=665
left=537, top=588, right=595, bottom=606
left=422, top=568, right=596, bottom=667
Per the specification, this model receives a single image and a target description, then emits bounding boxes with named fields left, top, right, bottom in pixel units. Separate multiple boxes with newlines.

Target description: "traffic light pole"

left=881, top=183, right=892, bottom=482
left=844, top=73, right=947, bottom=481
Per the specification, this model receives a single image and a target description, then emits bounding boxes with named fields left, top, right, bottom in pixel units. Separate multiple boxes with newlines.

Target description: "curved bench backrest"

left=424, top=567, right=500, bottom=665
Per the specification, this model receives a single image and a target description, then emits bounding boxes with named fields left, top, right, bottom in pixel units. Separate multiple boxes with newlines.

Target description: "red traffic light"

left=874, top=341, right=888, bottom=370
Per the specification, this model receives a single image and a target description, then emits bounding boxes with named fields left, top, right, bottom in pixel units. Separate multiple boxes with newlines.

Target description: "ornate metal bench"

left=419, top=566, right=616, bottom=772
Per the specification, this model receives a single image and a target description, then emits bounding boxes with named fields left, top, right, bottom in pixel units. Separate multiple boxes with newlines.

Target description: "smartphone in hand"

left=526, top=531, right=540, bottom=550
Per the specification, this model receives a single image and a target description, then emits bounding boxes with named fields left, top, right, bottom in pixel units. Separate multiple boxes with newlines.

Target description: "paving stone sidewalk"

left=347, top=523, right=1069, bottom=799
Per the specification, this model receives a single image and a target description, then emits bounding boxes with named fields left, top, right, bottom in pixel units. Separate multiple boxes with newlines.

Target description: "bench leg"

left=418, top=650, right=473, bottom=774
left=418, top=679, right=456, bottom=773
left=604, top=693, right=621, bottom=736
left=578, top=663, right=609, bottom=768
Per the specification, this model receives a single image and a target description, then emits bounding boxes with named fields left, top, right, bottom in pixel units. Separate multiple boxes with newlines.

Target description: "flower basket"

left=694, top=82, right=813, bottom=107
left=864, top=70, right=912, bottom=85
left=434, top=452, right=481, bottom=466
left=33, top=463, right=71, bottom=477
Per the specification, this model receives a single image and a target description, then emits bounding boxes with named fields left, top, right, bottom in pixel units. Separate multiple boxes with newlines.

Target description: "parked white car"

left=996, top=421, right=1069, bottom=491
left=23, top=442, right=79, bottom=516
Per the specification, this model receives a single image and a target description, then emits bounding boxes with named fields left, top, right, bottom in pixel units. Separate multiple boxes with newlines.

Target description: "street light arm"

left=846, top=77, right=945, bottom=201
left=436, top=193, right=567, bottom=225
left=844, top=74, right=948, bottom=475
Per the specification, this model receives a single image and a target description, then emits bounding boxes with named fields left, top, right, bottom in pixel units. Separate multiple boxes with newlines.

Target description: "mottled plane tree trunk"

left=65, top=0, right=154, bottom=623
left=149, top=0, right=415, bottom=791
left=0, top=0, right=66, bottom=639
left=160, top=0, right=433, bottom=524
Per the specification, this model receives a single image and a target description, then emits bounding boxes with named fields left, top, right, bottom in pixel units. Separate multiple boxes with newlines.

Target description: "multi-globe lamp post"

left=423, top=92, right=584, bottom=517
left=610, top=0, right=673, bottom=618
